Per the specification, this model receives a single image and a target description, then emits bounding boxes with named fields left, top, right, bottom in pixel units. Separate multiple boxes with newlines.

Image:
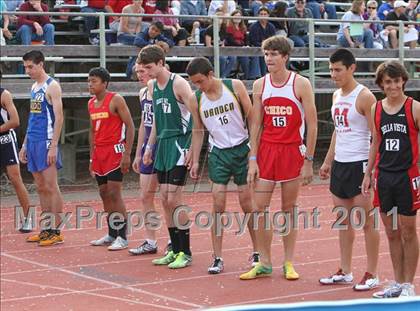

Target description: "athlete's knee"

left=385, top=226, right=401, bottom=242
left=99, top=187, right=110, bottom=201
left=8, top=170, right=23, bottom=187
left=400, top=224, right=418, bottom=242
left=141, top=191, right=155, bottom=207
left=213, top=202, right=226, bottom=214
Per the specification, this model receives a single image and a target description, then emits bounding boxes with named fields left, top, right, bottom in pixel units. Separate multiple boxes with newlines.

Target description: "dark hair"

left=155, top=0, right=169, bottom=12
left=262, top=35, right=291, bottom=56
left=22, top=50, right=45, bottom=64
left=258, top=6, right=270, bottom=15
left=329, top=48, right=355, bottom=68
left=186, top=57, right=213, bottom=76
left=375, top=60, right=409, bottom=90
left=88, top=67, right=111, bottom=84
left=136, top=45, right=165, bottom=65
left=150, top=21, right=164, bottom=32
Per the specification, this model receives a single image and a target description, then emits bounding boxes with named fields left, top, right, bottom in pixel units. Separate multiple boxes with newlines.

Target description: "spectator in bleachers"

left=107, top=0, right=132, bottom=33
left=406, top=0, right=419, bottom=20
left=5, top=0, right=24, bottom=26
left=237, top=0, right=250, bottom=10
left=337, top=0, right=374, bottom=48
left=208, top=0, right=237, bottom=16
left=250, top=0, right=277, bottom=16
left=134, top=20, right=174, bottom=50
left=205, top=8, right=235, bottom=78
left=249, top=6, right=276, bottom=78
left=287, top=0, right=313, bottom=47
left=225, top=9, right=251, bottom=78
left=180, top=0, right=208, bottom=36
left=378, top=0, right=396, bottom=20
left=385, top=0, right=417, bottom=49
left=363, top=0, right=385, bottom=48
left=305, top=0, right=337, bottom=20
left=81, top=0, right=112, bottom=45
left=142, top=0, right=156, bottom=22
left=117, top=0, right=144, bottom=45
left=270, top=1, right=289, bottom=36
left=16, top=0, right=55, bottom=45
left=127, top=20, right=174, bottom=78
left=1, top=0, right=13, bottom=44
left=171, top=0, right=181, bottom=16
left=153, top=0, right=188, bottom=46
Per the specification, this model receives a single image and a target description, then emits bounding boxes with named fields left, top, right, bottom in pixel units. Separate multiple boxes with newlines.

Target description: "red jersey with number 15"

left=261, top=72, right=305, bottom=144
left=88, top=92, right=126, bottom=146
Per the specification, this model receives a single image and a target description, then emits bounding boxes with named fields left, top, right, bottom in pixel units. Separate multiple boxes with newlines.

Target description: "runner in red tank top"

left=362, top=61, right=420, bottom=298
left=240, top=36, right=318, bottom=281
left=87, top=67, right=135, bottom=251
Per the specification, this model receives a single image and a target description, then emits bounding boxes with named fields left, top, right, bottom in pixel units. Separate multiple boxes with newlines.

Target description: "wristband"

left=249, top=156, right=257, bottom=161
left=305, top=155, right=314, bottom=161
left=146, top=144, right=154, bottom=150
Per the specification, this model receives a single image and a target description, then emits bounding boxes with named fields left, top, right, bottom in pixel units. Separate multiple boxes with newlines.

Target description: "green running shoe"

left=239, top=263, right=273, bottom=280
left=152, top=250, right=176, bottom=265
left=167, top=252, right=192, bottom=269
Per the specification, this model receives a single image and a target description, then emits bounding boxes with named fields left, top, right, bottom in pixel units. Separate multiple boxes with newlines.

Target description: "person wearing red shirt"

left=81, top=0, right=112, bottom=44
left=16, top=0, right=54, bottom=45
left=142, top=0, right=156, bottom=22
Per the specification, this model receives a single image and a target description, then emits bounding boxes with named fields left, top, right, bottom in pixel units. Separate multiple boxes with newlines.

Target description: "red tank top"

left=260, top=72, right=305, bottom=144
left=88, top=92, right=125, bottom=146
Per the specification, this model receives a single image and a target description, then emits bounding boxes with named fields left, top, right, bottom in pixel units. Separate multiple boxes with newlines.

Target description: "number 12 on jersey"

left=272, top=116, right=287, bottom=127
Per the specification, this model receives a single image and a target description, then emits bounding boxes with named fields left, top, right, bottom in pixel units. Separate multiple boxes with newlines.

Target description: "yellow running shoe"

left=283, top=261, right=299, bottom=280
left=239, top=263, right=272, bottom=280
left=38, top=232, right=64, bottom=246
left=27, top=230, right=49, bottom=242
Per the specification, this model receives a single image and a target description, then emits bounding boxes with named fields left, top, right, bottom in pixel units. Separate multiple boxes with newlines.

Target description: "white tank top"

left=198, top=81, right=248, bottom=149
left=332, top=84, right=370, bottom=162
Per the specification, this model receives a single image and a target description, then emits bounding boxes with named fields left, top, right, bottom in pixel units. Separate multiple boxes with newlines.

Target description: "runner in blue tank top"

left=19, top=50, right=65, bottom=246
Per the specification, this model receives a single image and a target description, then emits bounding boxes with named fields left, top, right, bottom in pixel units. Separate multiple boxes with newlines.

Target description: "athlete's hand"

left=89, top=162, right=95, bottom=178
left=132, top=155, right=141, bottom=173
left=121, top=153, right=131, bottom=174
left=319, top=162, right=331, bottom=180
left=361, top=174, right=371, bottom=196
left=185, top=149, right=193, bottom=169
left=247, top=160, right=259, bottom=187
left=301, top=161, right=313, bottom=186
left=19, top=147, right=27, bottom=164
left=47, top=145, right=57, bottom=166
left=189, top=162, right=200, bottom=179
left=143, top=148, right=153, bottom=166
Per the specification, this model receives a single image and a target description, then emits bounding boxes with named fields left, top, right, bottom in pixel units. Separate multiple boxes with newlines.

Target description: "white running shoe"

left=107, top=236, right=128, bottom=251
left=90, top=235, right=115, bottom=246
left=400, top=283, right=416, bottom=297
left=372, top=281, right=402, bottom=298
left=319, top=269, right=353, bottom=285
left=353, top=272, right=379, bottom=291
left=208, top=257, right=224, bottom=274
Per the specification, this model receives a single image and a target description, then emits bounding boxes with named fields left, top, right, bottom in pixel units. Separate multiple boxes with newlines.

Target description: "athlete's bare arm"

left=320, top=91, right=338, bottom=180
left=173, top=74, right=194, bottom=108
left=232, top=79, right=254, bottom=125
left=247, top=77, right=265, bottom=185
left=362, top=104, right=379, bottom=195
left=0, top=90, right=20, bottom=133
left=356, top=88, right=377, bottom=132
left=188, top=92, right=205, bottom=178
left=412, top=99, right=420, bottom=199
left=111, top=93, right=135, bottom=174
left=46, top=81, right=64, bottom=166
left=295, top=75, right=318, bottom=185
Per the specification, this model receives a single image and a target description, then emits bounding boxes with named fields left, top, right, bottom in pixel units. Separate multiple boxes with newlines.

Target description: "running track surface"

left=1, top=184, right=419, bottom=310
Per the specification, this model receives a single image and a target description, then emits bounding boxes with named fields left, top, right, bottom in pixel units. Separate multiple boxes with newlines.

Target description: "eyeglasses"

left=367, top=6, right=377, bottom=9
